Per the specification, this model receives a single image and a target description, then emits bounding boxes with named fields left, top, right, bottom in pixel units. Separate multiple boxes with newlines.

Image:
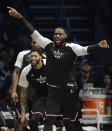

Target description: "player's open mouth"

left=55, top=40, right=61, bottom=44
left=31, top=60, right=36, bottom=64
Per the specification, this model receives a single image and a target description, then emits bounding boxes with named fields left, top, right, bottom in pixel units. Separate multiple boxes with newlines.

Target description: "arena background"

left=0, top=0, right=112, bottom=66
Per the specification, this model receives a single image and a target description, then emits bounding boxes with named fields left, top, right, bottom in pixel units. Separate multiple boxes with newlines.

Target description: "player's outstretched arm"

left=87, top=40, right=109, bottom=53
left=69, top=40, right=109, bottom=56
left=7, top=6, right=52, bottom=48
left=7, top=6, right=35, bottom=34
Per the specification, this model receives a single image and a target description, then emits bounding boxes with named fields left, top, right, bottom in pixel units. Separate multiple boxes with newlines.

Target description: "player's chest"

left=49, top=47, right=73, bottom=62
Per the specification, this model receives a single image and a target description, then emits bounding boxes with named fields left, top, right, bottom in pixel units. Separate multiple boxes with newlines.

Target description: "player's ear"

left=40, top=55, right=42, bottom=60
left=64, top=33, right=67, bottom=39
left=65, top=33, right=67, bottom=39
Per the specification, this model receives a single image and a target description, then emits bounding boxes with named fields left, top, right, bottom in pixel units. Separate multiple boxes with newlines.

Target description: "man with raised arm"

left=7, top=6, right=109, bottom=131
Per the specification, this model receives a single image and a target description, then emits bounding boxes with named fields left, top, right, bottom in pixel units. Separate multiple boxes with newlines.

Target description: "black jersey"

left=45, top=43, right=78, bottom=86
left=18, top=61, right=47, bottom=96
left=31, top=30, right=89, bottom=86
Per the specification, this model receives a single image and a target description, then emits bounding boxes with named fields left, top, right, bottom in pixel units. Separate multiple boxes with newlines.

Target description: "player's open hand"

left=7, top=6, right=22, bottom=19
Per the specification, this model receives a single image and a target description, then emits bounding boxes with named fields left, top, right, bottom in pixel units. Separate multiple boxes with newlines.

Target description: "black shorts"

left=16, top=85, right=47, bottom=119
left=45, top=85, right=81, bottom=122
left=27, top=85, right=47, bottom=116
left=31, top=96, right=47, bottom=118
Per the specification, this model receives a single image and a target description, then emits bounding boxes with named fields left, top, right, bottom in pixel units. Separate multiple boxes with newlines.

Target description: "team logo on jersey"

left=70, top=89, right=74, bottom=94
left=36, top=75, right=46, bottom=83
left=52, top=49, right=64, bottom=59
left=31, top=74, right=34, bottom=77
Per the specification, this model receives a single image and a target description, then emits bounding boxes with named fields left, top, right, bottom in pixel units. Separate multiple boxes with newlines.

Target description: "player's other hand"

left=11, top=91, right=18, bottom=103
left=20, top=115, right=26, bottom=125
left=98, top=40, right=109, bottom=48
left=9, top=87, right=18, bottom=104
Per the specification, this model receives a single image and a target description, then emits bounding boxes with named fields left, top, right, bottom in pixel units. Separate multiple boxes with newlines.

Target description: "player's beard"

left=31, top=59, right=40, bottom=68
left=55, top=39, right=65, bottom=47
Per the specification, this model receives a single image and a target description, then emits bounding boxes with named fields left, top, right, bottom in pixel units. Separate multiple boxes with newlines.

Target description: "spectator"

left=76, top=59, right=96, bottom=89
left=105, top=63, right=112, bottom=78
left=0, top=47, right=14, bottom=109
left=101, top=74, right=112, bottom=94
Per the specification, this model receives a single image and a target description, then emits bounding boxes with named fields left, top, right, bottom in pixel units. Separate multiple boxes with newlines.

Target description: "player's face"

left=30, top=51, right=41, bottom=67
left=53, top=28, right=67, bottom=46
left=31, top=40, right=41, bottom=49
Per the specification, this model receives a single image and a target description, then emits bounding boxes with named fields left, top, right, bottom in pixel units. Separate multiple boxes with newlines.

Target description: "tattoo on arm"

left=11, top=67, right=21, bottom=91
left=20, top=87, right=27, bottom=115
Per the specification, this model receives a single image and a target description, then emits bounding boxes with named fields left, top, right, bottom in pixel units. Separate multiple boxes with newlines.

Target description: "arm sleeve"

left=19, top=17, right=35, bottom=34
left=18, top=67, right=29, bottom=88
left=19, top=17, right=52, bottom=49
left=14, top=52, right=23, bottom=69
left=87, top=44, right=100, bottom=53
left=31, top=30, right=52, bottom=48
left=68, top=43, right=88, bottom=56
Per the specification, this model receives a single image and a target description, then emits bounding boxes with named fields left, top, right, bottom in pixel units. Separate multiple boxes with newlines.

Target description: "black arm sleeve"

left=19, top=17, right=35, bottom=34
left=87, top=44, right=101, bottom=53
